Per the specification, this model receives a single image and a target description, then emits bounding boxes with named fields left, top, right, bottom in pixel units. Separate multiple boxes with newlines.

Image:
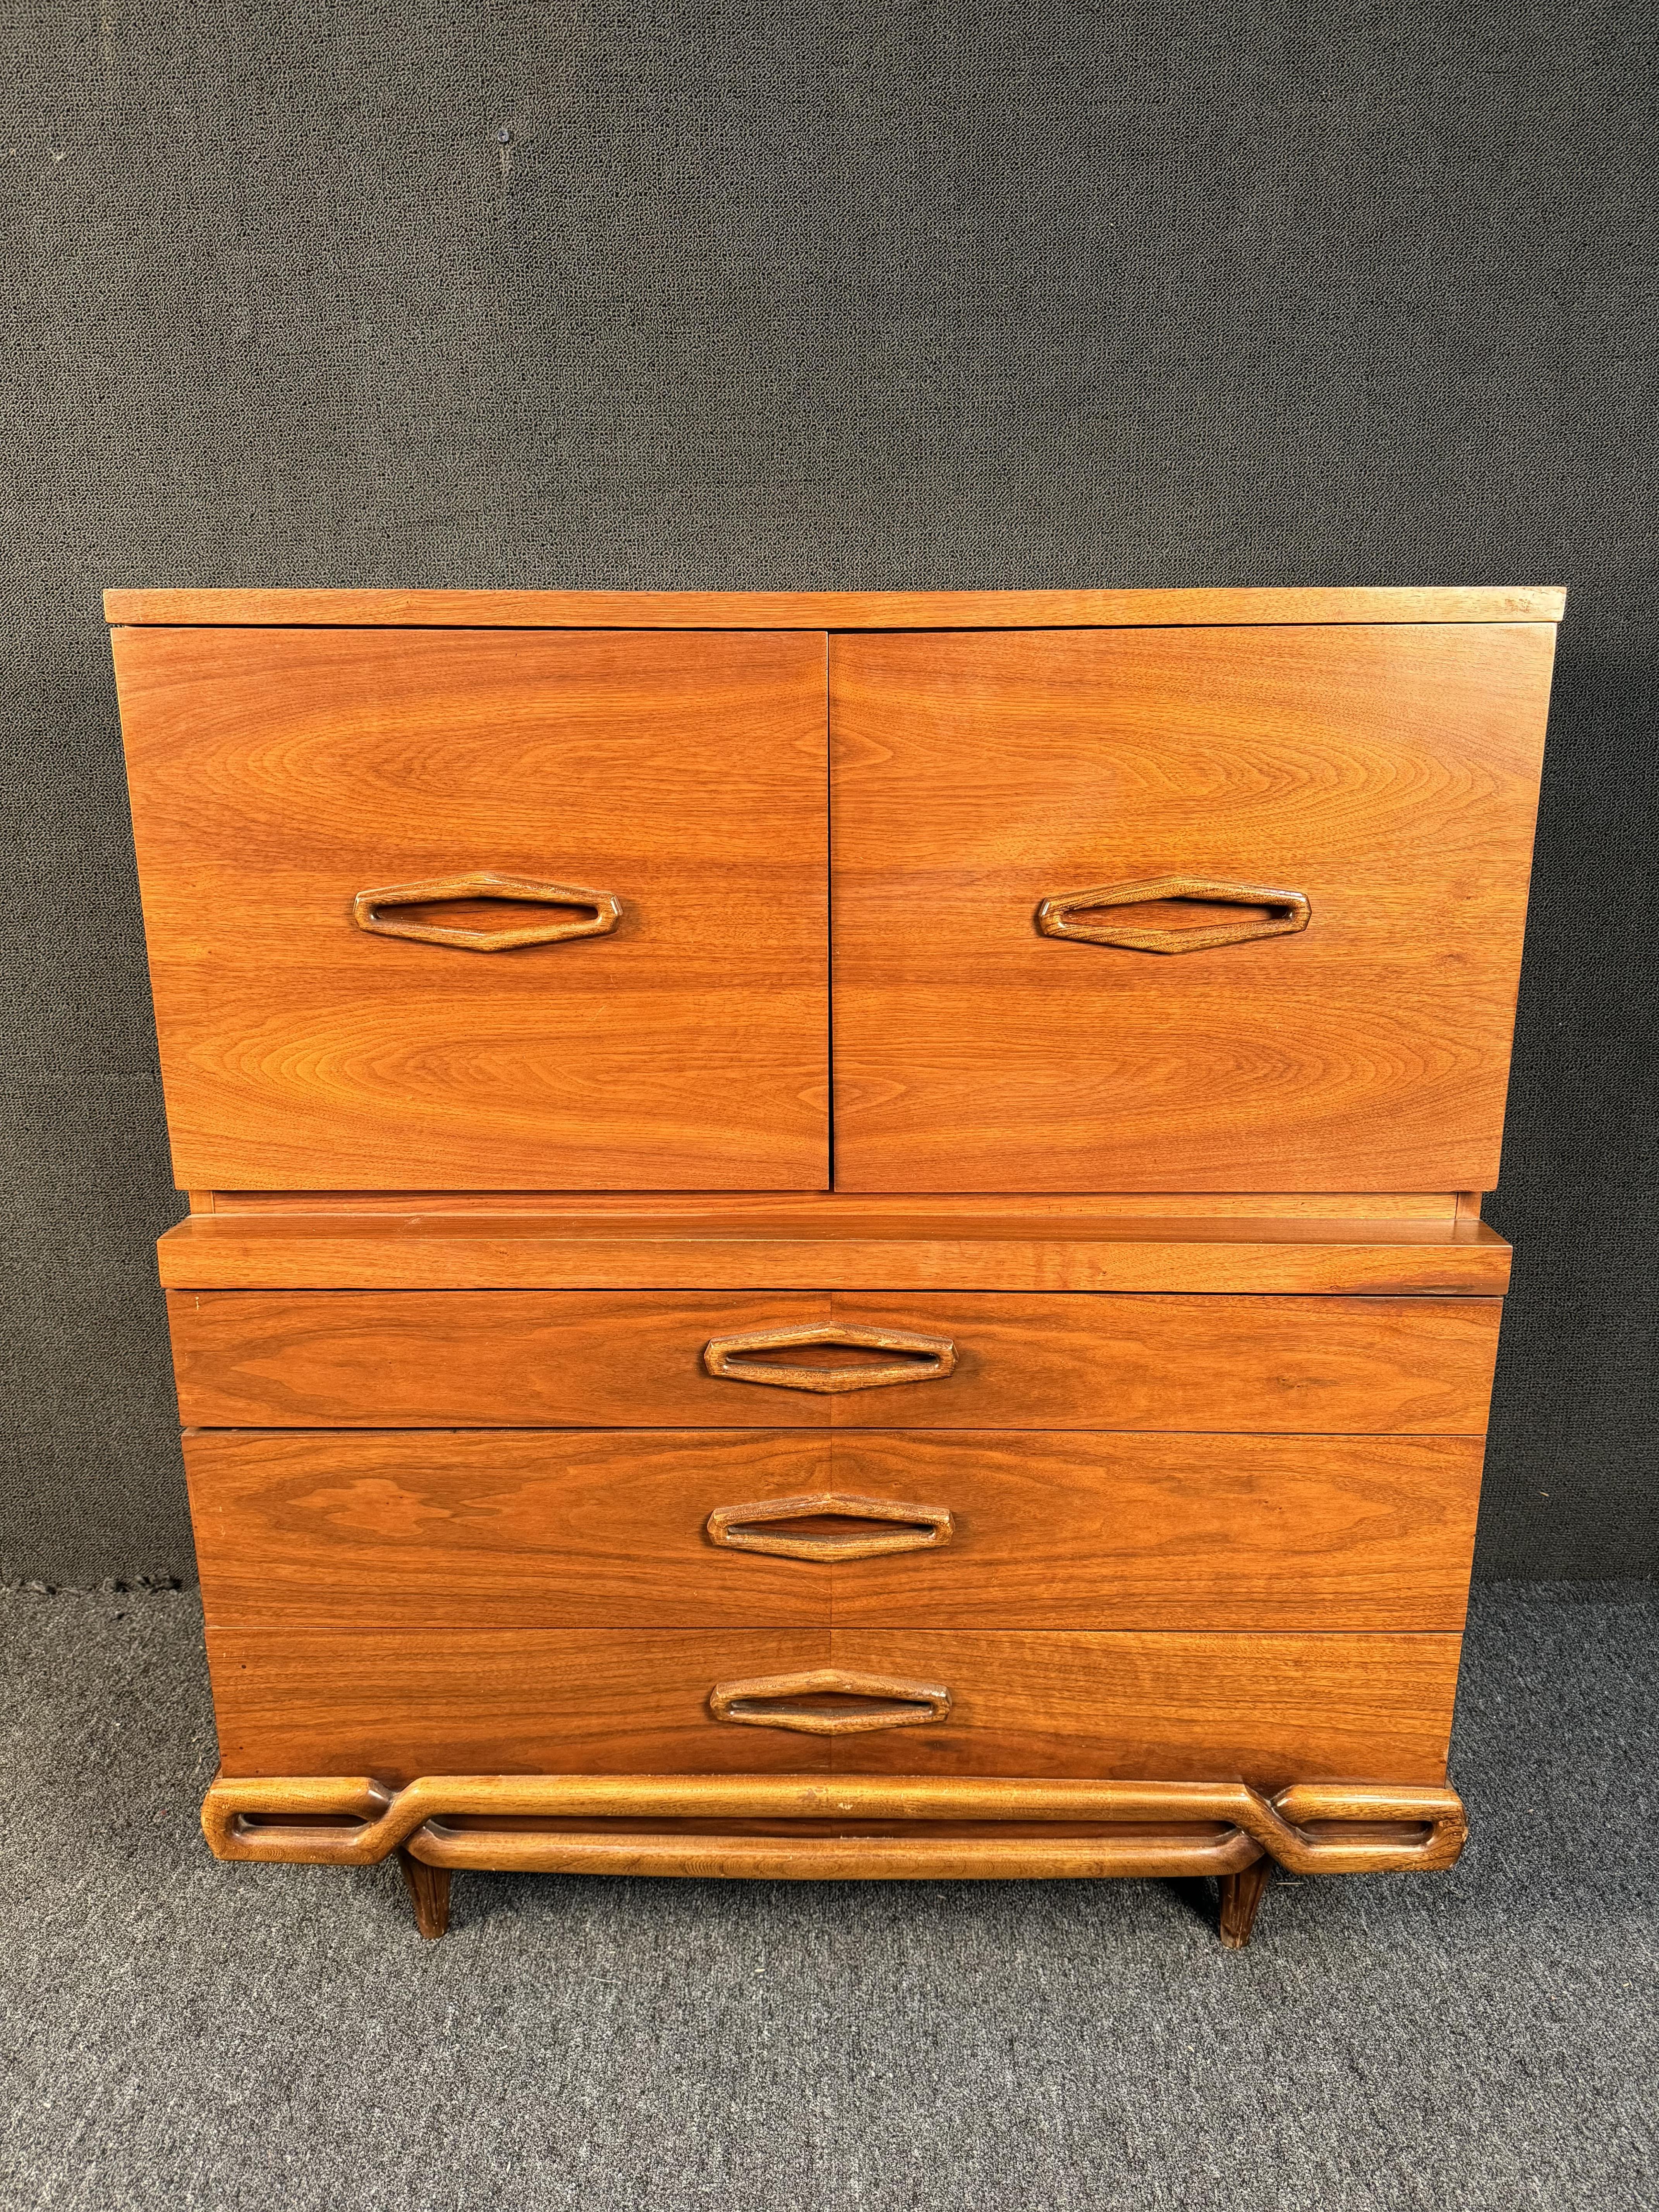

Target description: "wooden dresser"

left=107, top=585, right=1560, bottom=1947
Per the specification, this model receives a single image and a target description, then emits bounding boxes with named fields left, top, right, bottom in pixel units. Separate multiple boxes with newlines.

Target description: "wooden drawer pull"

left=702, top=1323, right=957, bottom=1394
left=1035, top=874, right=1311, bottom=954
left=708, top=1668, right=951, bottom=1735
left=706, top=1492, right=954, bottom=1562
left=352, top=871, right=623, bottom=952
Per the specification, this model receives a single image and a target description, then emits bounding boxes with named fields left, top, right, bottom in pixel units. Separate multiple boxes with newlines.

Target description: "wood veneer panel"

left=207, top=1627, right=831, bottom=1782
left=826, top=1631, right=1462, bottom=1786
left=187, top=1429, right=836, bottom=1627
left=198, top=1190, right=1463, bottom=1218
left=168, top=1290, right=1501, bottom=1432
left=826, top=1433, right=1483, bottom=1629
left=113, top=626, right=828, bottom=1190
left=833, top=623, right=1555, bottom=1192
left=821, top=1293, right=1502, bottom=1432
left=205, top=1626, right=1460, bottom=1790
left=170, top=1292, right=836, bottom=1428
left=155, top=1214, right=1513, bottom=1293
left=106, top=587, right=1565, bottom=630
left=185, top=1429, right=1483, bottom=1632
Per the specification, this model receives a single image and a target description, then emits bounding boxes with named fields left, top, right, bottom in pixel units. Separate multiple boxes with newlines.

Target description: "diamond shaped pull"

left=352, top=871, right=622, bottom=952
left=708, top=1668, right=951, bottom=1735
left=706, top=1492, right=955, bottom=1562
left=1035, top=874, right=1310, bottom=954
left=702, top=1324, right=957, bottom=1394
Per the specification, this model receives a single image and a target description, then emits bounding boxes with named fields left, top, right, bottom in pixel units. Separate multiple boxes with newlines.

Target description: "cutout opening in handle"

left=352, top=871, right=622, bottom=952
left=702, top=1324, right=957, bottom=1395
left=708, top=1668, right=951, bottom=1735
left=1035, top=874, right=1310, bottom=955
left=706, top=1492, right=954, bottom=1562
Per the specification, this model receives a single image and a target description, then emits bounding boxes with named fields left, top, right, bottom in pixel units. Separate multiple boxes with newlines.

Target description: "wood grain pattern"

left=825, top=1630, right=1461, bottom=1784
left=207, top=1626, right=834, bottom=1782
left=183, top=1429, right=1484, bottom=1631
left=204, top=1626, right=1461, bottom=1790
left=400, top=1831, right=1260, bottom=1883
left=194, top=1191, right=1465, bottom=1218
left=105, top=586, right=1566, bottom=630
left=203, top=1769, right=1468, bottom=1877
left=171, top=1292, right=841, bottom=1428
left=187, top=1429, right=836, bottom=1625
left=168, top=1290, right=1502, bottom=1432
left=113, top=625, right=828, bottom=1190
left=832, top=623, right=1556, bottom=1191
left=155, top=1213, right=1513, bottom=1293
left=823, top=1432, right=1483, bottom=1629
left=817, top=1294, right=1502, bottom=1432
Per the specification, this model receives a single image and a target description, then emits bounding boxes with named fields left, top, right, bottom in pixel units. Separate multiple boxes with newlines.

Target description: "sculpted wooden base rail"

left=202, top=1771, right=1467, bottom=1881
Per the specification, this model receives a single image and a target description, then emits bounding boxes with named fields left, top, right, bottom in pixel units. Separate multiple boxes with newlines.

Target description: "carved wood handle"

left=708, top=1668, right=951, bottom=1735
left=702, top=1324, right=957, bottom=1394
left=706, top=1492, right=954, bottom=1562
left=352, top=871, right=623, bottom=951
left=1035, top=874, right=1311, bottom=954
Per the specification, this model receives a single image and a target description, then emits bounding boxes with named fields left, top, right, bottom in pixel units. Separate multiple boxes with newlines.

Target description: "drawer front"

left=826, top=1432, right=1481, bottom=1630
left=168, top=1289, right=1502, bottom=1431
left=833, top=623, right=1554, bottom=1192
left=187, top=1429, right=1482, bottom=1633
left=821, top=1631, right=1461, bottom=1785
left=115, top=626, right=828, bottom=1190
left=208, top=1627, right=833, bottom=1783
left=189, top=1430, right=834, bottom=1628
left=206, top=1625, right=1458, bottom=1792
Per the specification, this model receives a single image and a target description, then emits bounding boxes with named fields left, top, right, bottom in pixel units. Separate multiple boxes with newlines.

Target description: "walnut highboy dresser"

left=108, top=586, right=1560, bottom=1948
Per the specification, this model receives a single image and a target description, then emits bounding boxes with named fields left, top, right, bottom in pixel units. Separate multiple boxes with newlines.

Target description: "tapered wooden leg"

left=397, top=1847, right=452, bottom=1939
left=1218, top=1857, right=1272, bottom=1949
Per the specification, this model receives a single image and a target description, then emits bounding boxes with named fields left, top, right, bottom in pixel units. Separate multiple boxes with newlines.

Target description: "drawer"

left=205, top=1625, right=1460, bottom=1791
left=832, top=623, right=1554, bottom=1191
left=186, top=1429, right=1484, bottom=1632
left=114, top=625, right=828, bottom=1190
left=168, top=1289, right=1502, bottom=1431
left=828, top=1432, right=1481, bottom=1630
left=207, top=1627, right=832, bottom=1783
left=819, top=1631, right=1461, bottom=1784
left=189, top=1430, right=834, bottom=1628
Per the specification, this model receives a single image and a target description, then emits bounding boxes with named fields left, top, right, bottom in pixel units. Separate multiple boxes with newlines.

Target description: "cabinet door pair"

left=116, top=621, right=1554, bottom=1194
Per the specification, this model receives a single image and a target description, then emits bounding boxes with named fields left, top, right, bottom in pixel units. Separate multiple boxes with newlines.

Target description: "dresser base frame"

left=203, top=1771, right=1465, bottom=1947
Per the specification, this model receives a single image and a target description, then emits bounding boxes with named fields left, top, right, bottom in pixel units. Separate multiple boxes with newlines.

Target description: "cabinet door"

left=831, top=624, right=1554, bottom=1191
left=116, top=627, right=828, bottom=1189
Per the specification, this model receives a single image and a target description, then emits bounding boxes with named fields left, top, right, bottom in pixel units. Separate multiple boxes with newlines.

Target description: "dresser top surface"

left=104, top=585, right=1566, bottom=631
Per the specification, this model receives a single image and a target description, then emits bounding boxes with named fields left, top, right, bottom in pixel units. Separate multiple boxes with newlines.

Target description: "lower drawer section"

left=206, top=1626, right=1461, bottom=1790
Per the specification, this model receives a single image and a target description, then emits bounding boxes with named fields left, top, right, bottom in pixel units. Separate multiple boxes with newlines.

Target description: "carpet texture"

left=0, top=1582, right=1652, bottom=2211
left=2, top=0, right=1658, bottom=1586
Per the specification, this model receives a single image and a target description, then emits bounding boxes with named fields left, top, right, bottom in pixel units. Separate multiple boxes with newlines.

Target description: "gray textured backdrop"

left=2, top=2, right=1654, bottom=1584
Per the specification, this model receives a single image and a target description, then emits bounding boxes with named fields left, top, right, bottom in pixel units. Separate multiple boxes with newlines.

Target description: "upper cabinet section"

left=831, top=624, right=1556, bottom=1193
left=114, top=627, right=829, bottom=1191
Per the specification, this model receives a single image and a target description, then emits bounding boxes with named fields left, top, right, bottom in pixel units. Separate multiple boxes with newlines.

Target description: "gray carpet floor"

left=0, top=1584, right=1653, bottom=2212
